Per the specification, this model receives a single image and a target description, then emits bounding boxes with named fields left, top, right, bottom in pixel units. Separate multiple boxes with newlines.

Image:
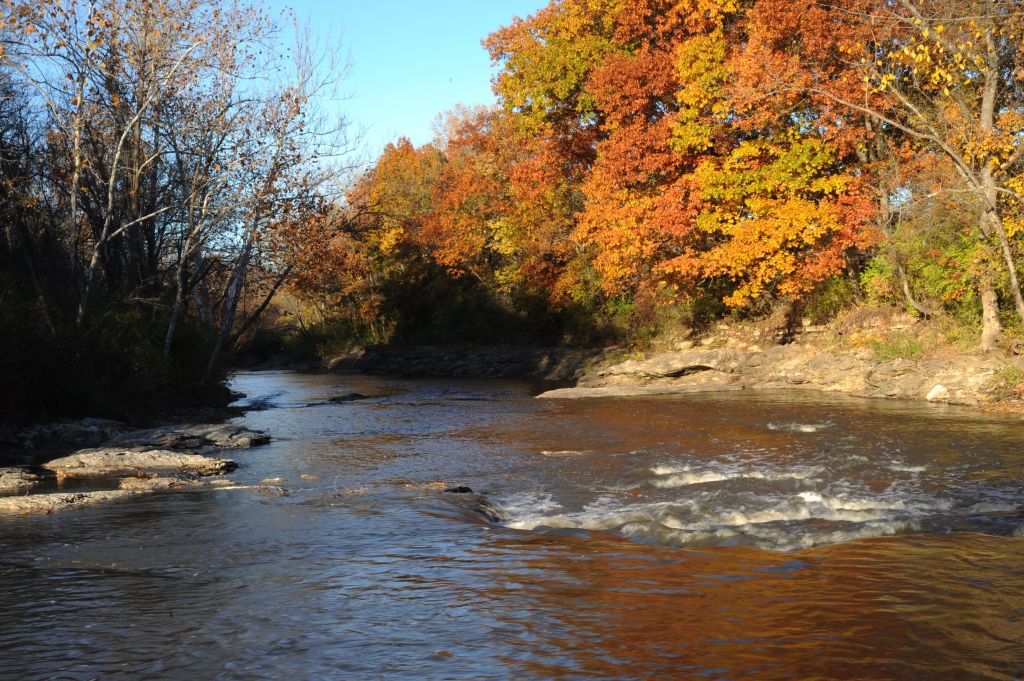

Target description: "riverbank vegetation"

left=0, top=0, right=348, bottom=422
left=278, top=0, right=1024, bottom=366
left=5, top=0, right=1024, bottom=422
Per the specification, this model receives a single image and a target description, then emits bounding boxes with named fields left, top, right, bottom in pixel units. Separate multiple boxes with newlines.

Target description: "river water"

left=3, top=370, right=1024, bottom=679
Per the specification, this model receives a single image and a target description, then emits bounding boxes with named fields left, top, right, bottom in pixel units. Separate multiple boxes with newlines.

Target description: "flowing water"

left=3, top=370, right=1024, bottom=679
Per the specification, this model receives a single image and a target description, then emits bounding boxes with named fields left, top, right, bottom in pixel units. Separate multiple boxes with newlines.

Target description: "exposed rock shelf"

left=0, top=468, right=40, bottom=494
left=104, top=423, right=271, bottom=451
left=0, top=423, right=271, bottom=515
left=43, top=448, right=237, bottom=480
left=539, top=345, right=1023, bottom=407
left=0, top=490, right=142, bottom=514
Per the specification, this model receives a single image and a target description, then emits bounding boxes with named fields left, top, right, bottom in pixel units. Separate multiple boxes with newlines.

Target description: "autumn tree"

left=485, top=0, right=876, bottom=316
left=738, top=0, right=1024, bottom=348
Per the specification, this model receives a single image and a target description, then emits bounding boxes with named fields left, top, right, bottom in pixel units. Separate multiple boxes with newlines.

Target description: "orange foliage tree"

left=330, top=0, right=1019, bottom=349
left=485, top=0, right=876, bottom=312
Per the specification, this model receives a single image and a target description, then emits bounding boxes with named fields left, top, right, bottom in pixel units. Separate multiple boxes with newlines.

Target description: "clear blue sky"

left=268, top=1, right=546, bottom=157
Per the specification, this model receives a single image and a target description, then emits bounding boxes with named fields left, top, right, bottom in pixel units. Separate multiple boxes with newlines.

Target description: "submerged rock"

left=250, top=485, right=289, bottom=497
left=43, top=448, right=237, bottom=480
left=420, top=481, right=449, bottom=491
left=327, top=392, right=369, bottom=404
left=442, top=491, right=509, bottom=524
left=0, top=468, right=40, bottom=494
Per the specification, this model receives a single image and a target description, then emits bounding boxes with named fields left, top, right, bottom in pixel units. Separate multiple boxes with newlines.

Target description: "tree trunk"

left=16, top=222, right=55, bottom=337
left=191, top=249, right=215, bottom=335
left=226, top=265, right=292, bottom=350
left=975, top=14, right=1024, bottom=329
left=200, top=239, right=252, bottom=386
left=163, top=252, right=189, bottom=358
left=979, top=277, right=1002, bottom=352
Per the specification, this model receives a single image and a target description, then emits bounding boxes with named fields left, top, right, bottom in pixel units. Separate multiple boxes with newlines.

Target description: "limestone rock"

left=1, top=418, right=126, bottom=451
left=117, top=475, right=208, bottom=492
left=0, top=490, right=139, bottom=515
left=600, top=349, right=741, bottom=380
left=539, top=341, right=1010, bottom=407
left=104, top=424, right=270, bottom=450
left=43, top=448, right=236, bottom=479
left=0, top=468, right=40, bottom=494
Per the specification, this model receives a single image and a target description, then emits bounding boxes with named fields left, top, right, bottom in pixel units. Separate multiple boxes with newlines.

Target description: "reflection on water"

left=1, top=371, right=1023, bottom=679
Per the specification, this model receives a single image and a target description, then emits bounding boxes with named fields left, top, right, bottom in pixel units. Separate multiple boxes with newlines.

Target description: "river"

left=2, top=370, right=1024, bottom=679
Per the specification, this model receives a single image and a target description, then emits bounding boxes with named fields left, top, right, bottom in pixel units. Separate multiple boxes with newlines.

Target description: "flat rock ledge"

left=104, top=424, right=270, bottom=451
left=0, top=468, right=40, bottom=493
left=538, top=346, right=1023, bottom=407
left=43, top=448, right=237, bottom=480
left=0, top=490, right=141, bottom=515
left=0, top=476, right=286, bottom=514
left=0, top=423, right=274, bottom=515
left=0, top=475, right=231, bottom=514
left=0, top=417, right=126, bottom=452
left=117, top=474, right=219, bottom=492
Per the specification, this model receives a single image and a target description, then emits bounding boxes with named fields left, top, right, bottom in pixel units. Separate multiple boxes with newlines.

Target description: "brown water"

left=2, top=370, right=1024, bottom=680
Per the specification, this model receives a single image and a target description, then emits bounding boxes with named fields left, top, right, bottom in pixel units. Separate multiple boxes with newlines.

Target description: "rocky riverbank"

left=325, top=344, right=610, bottom=382
left=0, top=422, right=274, bottom=515
left=320, top=315, right=1024, bottom=409
left=539, top=342, right=1024, bottom=408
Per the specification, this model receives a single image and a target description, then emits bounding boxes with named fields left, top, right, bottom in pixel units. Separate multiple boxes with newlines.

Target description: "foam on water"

left=649, top=462, right=823, bottom=488
left=652, top=470, right=733, bottom=486
left=498, top=453, right=967, bottom=551
left=498, top=492, right=563, bottom=520
left=890, top=463, right=927, bottom=473
left=767, top=422, right=832, bottom=433
left=501, top=487, right=936, bottom=551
